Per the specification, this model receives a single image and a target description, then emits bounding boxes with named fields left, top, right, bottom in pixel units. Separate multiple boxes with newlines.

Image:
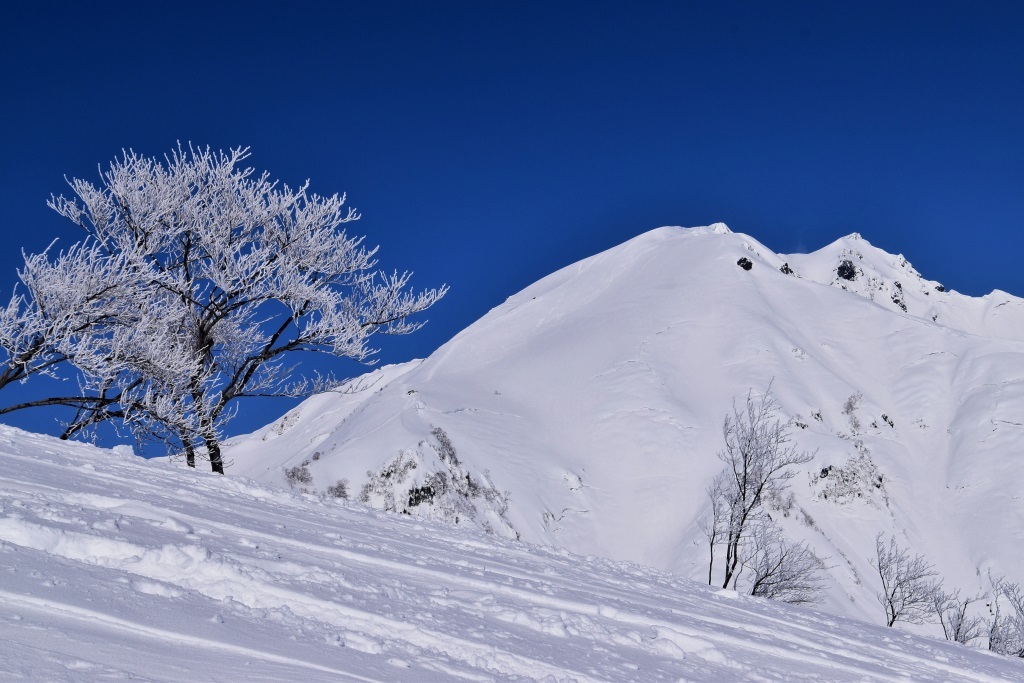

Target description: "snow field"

left=225, top=225, right=1024, bottom=631
left=2, top=426, right=1024, bottom=680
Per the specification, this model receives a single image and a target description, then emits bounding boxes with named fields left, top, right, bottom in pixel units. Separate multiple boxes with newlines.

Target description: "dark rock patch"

left=891, top=281, right=907, bottom=312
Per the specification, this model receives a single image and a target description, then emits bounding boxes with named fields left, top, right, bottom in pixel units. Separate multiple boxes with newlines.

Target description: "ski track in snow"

left=2, top=428, right=1023, bottom=681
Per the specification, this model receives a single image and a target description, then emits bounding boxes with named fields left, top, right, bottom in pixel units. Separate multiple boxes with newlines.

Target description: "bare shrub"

left=325, top=479, right=349, bottom=499
left=931, top=588, right=986, bottom=645
left=872, top=534, right=939, bottom=627
left=746, top=522, right=827, bottom=605
left=843, top=392, right=863, bottom=434
left=702, top=386, right=814, bottom=591
left=988, top=574, right=1024, bottom=657
left=285, top=460, right=313, bottom=488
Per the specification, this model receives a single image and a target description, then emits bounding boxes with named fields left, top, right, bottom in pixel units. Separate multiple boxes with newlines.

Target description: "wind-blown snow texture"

left=2, top=426, right=1023, bottom=681
left=227, top=224, right=1024, bottom=631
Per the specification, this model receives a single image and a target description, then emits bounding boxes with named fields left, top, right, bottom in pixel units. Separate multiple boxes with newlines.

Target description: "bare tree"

left=9, top=145, right=445, bottom=472
left=746, top=521, right=827, bottom=605
left=703, top=387, right=814, bottom=590
left=930, top=587, right=986, bottom=645
left=872, top=533, right=939, bottom=627
left=988, top=574, right=1024, bottom=657
left=699, top=472, right=729, bottom=586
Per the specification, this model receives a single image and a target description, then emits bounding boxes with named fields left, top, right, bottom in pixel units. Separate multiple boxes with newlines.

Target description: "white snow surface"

left=3, top=425, right=1023, bottom=681
left=225, top=224, right=1024, bottom=630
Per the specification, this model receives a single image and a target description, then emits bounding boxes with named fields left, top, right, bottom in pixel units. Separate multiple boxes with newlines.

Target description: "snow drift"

left=3, top=426, right=1023, bottom=680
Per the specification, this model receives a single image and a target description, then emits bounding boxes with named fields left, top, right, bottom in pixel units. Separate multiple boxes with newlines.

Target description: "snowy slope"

left=224, top=224, right=1024, bottom=630
left=785, top=232, right=1024, bottom=341
left=3, top=426, right=1024, bottom=681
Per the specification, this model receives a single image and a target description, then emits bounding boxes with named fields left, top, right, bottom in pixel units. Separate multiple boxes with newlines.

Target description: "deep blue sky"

left=1, top=2, right=1022, bottom=445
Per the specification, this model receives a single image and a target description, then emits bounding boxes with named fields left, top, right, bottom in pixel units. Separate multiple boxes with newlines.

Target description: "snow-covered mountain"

left=226, top=224, right=1024, bottom=631
left=3, top=425, right=1024, bottom=681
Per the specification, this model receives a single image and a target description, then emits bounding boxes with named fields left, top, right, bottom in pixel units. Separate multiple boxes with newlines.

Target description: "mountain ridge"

left=226, top=224, right=1024, bottom=631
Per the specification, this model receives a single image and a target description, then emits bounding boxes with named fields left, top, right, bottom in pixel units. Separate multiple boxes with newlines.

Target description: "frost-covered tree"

left=700, top=473, right=729, bottom=586
left=703, top=387, right=814, bottom=591
left=0, top=241, right=200, bottom=441
left=15, top=144, right=444, bottom=472
left=987, top=574, right=1024, bottom=657
left=872, top=534, right=939, bottom=627
left=931, top=587, right=986, bottom=645
left=746, top=521, right=826, bottom=605
left=0, top=242, right=125, bottom=398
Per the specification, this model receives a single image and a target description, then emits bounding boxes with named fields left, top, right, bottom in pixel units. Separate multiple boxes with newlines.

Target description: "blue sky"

left=1, top=2, right=1022, bottom=444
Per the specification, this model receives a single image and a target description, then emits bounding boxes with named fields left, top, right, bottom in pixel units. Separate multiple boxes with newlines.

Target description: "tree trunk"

left=182, top=436, right=196, bottom=468
left=197, top=409, right=224, bottom=474
left=207, top=437, right=224, bottom=474
left=723, top=533, right=741, bottom=589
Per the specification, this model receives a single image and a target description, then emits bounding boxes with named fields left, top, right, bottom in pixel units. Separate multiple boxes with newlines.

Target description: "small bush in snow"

left=274, top=412, right=300, bottom=436
left=325, top=478, right=349, bottom=499
left=842, top=392, right=862, bottom=434
left=987, top=574, right=1024, bottom=657
left=811, top=454, right=884, bottom=506
left=931, top=588, right=986, bottom=646
left=764, top=487, right=796, bottom=518
left=408, top=481, right=438, bottom=507
left=872, top=534, right=939, bottom=627
left=431, top=426, right=460, bottom=467
left=358, top=428, right=513, bottom=536
left=747, top=522, right=827, bottom=605
left=359, top=451, right=418, bottom=510
left=285, top=460, right=313, bottom=488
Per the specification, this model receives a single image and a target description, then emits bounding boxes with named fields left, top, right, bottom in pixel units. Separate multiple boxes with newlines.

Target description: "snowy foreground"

left=2, top=427, right=1022, bottom=681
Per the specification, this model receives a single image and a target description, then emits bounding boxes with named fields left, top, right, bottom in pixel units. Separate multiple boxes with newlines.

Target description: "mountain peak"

left=784, top=233, right=1024, bottom=339
left=641, top=223, right=733, bottom=241
left=227, top=224, right=1024, bottom=633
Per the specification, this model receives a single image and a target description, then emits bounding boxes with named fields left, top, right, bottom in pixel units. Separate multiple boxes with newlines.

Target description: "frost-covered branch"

left=25, top=144, right=445, bottom=472
left=745, top=521, right=827, bottom=605
left=931, top=587, right=986, bottom=646
left=988, top=574, right=1024, bottom=657
left=872, top=534, right=939, bottom=627
left=703, top=386, right=814, bottom=591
